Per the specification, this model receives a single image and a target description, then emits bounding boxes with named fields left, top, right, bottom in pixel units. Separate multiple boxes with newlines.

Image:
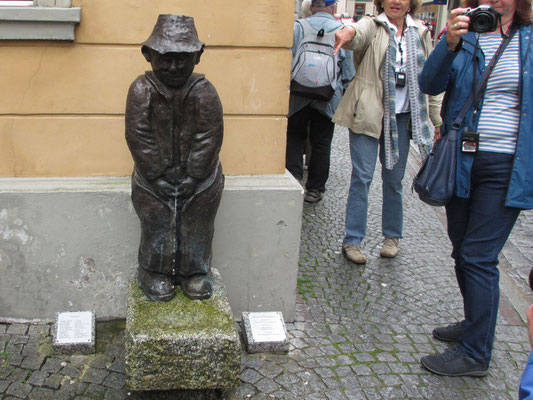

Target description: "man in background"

left=286, top=0, right=355, bottom=203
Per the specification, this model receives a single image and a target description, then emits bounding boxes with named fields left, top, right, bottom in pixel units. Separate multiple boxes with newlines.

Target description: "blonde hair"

left=302, top=0, right=312, bottom=17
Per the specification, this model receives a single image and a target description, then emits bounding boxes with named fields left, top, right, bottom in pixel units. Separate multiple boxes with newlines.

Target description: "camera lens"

left=471, top=12, right=494, bottom=32
left=468, top=7, right=499, bottom=33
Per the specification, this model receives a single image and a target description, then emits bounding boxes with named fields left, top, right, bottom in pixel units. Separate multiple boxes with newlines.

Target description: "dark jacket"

left=126, top=71, right=223, bottom=195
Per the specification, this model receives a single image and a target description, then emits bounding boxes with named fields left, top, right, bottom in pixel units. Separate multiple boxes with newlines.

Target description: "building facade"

left=0, top=0, right=302, bottom=322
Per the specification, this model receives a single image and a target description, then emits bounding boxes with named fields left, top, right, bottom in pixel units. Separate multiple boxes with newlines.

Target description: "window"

left=0, top=0, right=81, bottom=40
left=0, top=1, right=33, bottom=5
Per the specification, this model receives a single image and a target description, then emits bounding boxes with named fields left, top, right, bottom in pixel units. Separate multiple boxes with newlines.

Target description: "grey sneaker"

left=380, top=237, right=399, bottom=258
left=421, top=347, right=488, bottom=377
left=342, top=244, right=367, bottom=264
left=304, top=189, right=324, bottom=203
left=433, top=320, right=466, bottom=342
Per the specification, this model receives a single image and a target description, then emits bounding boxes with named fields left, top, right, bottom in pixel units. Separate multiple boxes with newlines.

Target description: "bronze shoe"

left=137, top=268, right=176, bottom=302
left=181, top=275, right=212, bottom=300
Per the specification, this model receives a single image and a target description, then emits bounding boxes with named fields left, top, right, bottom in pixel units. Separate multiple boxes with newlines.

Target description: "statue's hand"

left=164, top=165, right=182, bottom=185
left=153, top=178, right=178, bottom=199
left=178, top=176, right=198, bottom=198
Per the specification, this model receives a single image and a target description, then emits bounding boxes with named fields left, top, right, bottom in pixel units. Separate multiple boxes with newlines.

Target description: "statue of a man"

left=125, top=15, right=224, bottom=302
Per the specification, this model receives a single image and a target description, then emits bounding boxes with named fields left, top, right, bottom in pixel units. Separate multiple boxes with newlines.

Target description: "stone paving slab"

left=0, top=126, right=532, bottom=399
left=502, top=211, right=533, bottom=304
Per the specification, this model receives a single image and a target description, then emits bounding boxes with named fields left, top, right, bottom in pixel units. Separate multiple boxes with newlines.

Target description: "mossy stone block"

left=125, top=269, right=241, bottom=391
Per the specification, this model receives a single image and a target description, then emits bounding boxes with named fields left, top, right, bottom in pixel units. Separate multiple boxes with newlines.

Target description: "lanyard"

left=397, top=29, right=405, bottom=68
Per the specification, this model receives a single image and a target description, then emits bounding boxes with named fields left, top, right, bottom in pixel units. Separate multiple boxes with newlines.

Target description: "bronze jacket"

left=125, top=71, right=223, bottom=196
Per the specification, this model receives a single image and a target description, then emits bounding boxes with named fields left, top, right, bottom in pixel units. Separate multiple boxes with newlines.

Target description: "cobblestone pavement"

left=1, top=126, right=533, bottom=399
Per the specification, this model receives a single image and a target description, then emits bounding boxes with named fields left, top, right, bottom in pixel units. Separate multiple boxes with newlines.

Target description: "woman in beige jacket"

left=333, top=0, right=442, bottom=264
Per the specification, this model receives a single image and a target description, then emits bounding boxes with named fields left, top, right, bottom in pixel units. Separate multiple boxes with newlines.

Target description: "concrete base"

left=0, top=173, right=302, bottom=322
left=125, top=269, right=240, bottom=391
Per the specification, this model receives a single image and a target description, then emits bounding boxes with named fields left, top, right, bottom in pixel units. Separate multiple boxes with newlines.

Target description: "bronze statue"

left=125, top=15, right=224, bottom=302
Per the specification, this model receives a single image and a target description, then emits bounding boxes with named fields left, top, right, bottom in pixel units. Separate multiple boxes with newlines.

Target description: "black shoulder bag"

left=413, top=27, right=517, bottom=206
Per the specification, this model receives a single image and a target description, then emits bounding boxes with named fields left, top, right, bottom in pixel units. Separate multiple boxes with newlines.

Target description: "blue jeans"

left=344, top=113, right=411, bottom=245
left=446, top=151, right=520, bottom=364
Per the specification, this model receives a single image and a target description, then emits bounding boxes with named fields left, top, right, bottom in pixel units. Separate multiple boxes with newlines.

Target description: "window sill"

left=0, top=6, right=81, bottom=41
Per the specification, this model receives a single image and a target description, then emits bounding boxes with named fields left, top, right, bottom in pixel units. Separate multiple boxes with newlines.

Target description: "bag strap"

left=297, top=18, right=315, bottom=36
left=298, top=17, right=343, bottom=38
left=451, top=26, right=518, bottom=130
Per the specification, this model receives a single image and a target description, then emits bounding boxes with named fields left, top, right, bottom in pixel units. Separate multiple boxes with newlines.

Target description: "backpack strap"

left=297, top=17, right=343, bottom=37
left=297, top=18, right=318, bottom=37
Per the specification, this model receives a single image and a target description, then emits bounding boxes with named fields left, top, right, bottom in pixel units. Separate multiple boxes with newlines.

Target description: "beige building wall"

left=0, top=0, right=294, bottom=176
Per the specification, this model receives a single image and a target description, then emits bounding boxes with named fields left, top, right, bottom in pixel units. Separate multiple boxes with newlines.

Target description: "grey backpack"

left=290, top=19, right=339, bottom=101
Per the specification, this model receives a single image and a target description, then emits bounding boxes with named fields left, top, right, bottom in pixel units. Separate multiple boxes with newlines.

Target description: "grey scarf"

left=382, top=23, right=433, bottom=170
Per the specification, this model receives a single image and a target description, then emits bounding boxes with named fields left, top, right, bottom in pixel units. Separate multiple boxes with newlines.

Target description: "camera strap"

left=471, top=25, right=518, bottom=125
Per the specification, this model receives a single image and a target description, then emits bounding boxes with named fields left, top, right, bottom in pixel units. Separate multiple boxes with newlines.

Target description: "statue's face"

left=149, top=50, right=197, bottom=88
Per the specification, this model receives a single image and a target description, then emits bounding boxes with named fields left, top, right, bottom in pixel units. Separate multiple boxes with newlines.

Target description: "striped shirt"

left=477, top=32, right=520, bottom=154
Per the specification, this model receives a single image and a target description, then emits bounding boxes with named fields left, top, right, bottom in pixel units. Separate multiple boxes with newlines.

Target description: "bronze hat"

left=142, top=14, right=204, bottom=54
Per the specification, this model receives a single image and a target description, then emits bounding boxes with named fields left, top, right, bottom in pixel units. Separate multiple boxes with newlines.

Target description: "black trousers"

left=286, top=105, right=334, bottom=192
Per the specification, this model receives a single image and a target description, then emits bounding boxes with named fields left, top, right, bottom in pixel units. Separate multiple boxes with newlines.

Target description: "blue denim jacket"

left=520, top=350, right=533, bottom=399
left=288, top=12, right=356, bottom=119
left=419, top=25, right=533, bottom=209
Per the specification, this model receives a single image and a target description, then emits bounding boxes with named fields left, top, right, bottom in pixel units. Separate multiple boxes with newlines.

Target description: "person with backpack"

left=332, top=0, right=442, bottom=263
left=286, top=0, right=355, bottom=203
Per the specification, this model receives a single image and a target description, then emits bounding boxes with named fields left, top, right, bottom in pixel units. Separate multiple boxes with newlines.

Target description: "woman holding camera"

left=333, top=0, right=442, bottom=264
left=418, top=0, right=533, bottom=377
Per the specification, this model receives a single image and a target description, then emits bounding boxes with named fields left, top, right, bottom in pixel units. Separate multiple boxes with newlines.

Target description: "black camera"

left=395, top=71, right=406, bottom=88
left=465, top=5, right=500, bottom=33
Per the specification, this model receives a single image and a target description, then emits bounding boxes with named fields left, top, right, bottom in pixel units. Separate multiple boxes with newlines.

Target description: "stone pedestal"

left=125, top=269, right=241, bottom=391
